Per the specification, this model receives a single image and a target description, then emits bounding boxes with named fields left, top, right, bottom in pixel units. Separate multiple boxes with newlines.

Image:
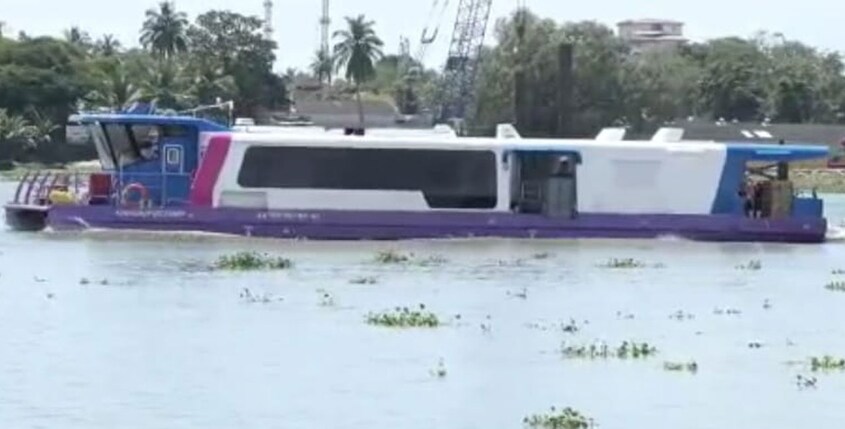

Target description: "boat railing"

left=11, top=170, right=86, bottom=206
left=10, top=169, right=192, bottom=208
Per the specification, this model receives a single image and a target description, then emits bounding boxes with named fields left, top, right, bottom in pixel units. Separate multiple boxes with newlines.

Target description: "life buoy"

left=121, top=182, right=149, bottom=208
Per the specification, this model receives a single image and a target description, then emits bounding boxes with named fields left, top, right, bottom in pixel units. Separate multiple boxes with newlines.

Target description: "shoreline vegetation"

left=3, top=163, right=845, bottom=193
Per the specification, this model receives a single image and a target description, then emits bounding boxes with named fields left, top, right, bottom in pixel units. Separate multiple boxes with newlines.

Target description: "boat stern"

left=4, top=203, right=49, bottom=232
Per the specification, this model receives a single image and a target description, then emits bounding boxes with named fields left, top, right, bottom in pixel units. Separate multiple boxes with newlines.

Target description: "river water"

left=2, top=181, right=845, bottom=429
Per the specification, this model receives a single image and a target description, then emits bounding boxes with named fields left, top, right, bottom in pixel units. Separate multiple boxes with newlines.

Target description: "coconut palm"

left=64, top=26, right=92, bottom=50
left=88, top=59, right=141, bottom=110
left=188, top=59, right=237, bottom=105
left=140, top=1, right=189, bottom=60
left=136, top=60, right=194, bottom=110
left=333, top=15, right=384, bottom=126
left=95, top=34, right=122, bottom=57
left=310, top=49, right=333, bottom=87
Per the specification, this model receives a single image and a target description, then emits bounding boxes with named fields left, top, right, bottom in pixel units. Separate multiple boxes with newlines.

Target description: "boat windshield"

left=86, top=122, right=164, bottom=168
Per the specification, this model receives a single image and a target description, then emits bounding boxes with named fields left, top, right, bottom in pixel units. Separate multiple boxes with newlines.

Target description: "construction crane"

left=415, top=0, right=451, bottom=67
left=436, top=0, right=493, bottom=129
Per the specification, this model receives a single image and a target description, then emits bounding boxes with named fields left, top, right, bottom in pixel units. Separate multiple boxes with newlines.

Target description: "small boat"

left=3, top=113, right=830, bottom=243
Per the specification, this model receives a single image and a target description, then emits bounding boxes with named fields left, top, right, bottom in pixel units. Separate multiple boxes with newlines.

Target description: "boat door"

left=511, top=151, right=580, bottom=218
left=161, top=143, right=186, bottom=205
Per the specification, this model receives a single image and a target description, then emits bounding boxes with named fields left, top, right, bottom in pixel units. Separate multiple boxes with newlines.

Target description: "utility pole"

left=320, top=0, right=331, bottom=97
left=263, top=0, right=274, bottom=41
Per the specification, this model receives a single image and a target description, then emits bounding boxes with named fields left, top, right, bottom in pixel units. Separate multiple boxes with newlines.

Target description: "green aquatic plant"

left=561, top=341, right=657, bottom=360
left=374, top=249, right=411, bottom=264
left=416, top=254, right=449, bottom=267
left=349, top=276, right=378, bottom=285
left=810, top=356, right=845, bottom=371
left=735, top=260, right=762, bottom=271
left=832, top=269, right=845, bottom=276
left=239, top=288, right=283, bottom=304
left=317, top=289, right=335, bottom=307
left=531, top=252, right=553, bottom=260
left=825, top=281, right=845, bottom=292
left=597, top=258, right=646, bottom=269
left=523, top=406, right=595, bottom=429
left=669, top=310, right=695, bottom=321
left=366, top=304, right=440, bottom=328
left=214, top=251, right=293, bottom=271
left=430, top=358, right=447, bottom=378
left=663, top=361, right=698, bottom=373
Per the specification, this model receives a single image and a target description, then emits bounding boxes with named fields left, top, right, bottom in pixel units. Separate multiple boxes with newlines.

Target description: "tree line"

left=473, top=10, right=845, bottom=137
left=2, top=4, right=845, bottom=164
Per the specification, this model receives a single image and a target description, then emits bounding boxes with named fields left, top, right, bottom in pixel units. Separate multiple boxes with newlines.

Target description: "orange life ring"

left=121, top=182, right=149, bottom=208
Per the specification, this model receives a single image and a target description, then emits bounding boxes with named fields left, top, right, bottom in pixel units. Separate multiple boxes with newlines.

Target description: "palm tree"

left=136, top=60, right=194, bottom=110
left=88, top=59, right=141, bottom=110
left=64, top=26, right=92, bottom=51
left=188, top=59, right=237, bottom=104
left=333, top=15, right=384, bottom=127
left=140, top=1, right=189, bottom=60
left=310, top=49, right=333, bottom=87
left=0, top=110, right=33, bottom=146
left=95, top=34, right=122, bottom=57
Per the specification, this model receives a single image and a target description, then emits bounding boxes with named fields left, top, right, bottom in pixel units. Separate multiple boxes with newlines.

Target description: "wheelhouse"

left=76, top=114, right=226, bottom=207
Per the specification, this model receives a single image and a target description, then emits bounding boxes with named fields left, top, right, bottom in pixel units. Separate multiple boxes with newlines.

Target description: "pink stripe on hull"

left=190, top=135, right=232, bottom=206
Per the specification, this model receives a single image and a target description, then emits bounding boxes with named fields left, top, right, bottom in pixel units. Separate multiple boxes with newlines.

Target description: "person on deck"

left=752, top=182, right=764, bottom=219
left=739, top=183, right=753, bottom=218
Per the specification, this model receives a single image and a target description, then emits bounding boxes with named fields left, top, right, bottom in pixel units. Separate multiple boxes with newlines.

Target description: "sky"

left=4, top=0, right=845, bottom=72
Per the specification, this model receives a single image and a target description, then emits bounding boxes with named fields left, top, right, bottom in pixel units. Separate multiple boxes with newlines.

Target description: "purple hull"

left=45, top=205, right=827, bottom=243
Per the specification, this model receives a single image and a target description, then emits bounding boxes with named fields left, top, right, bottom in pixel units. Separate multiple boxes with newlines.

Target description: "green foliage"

left=374, top=249, right=411, bottom=264
left=472, top=11, right=845, bottom=136
left=187, top=10, right=287, bottom=116
left=597, top=258, right=646, bottom=269
left=523, top=407, right=595, bottom=429
left=664, top=361, right=699, bottom=373
left=810, top=356, right=845, bottom=371
left=736, top=260, right=763, bottom=271
left=561, top=341, right=657, bottom=359
left=824, top=281, right=845, bottom=292
left=213, top=251, right=293, bottom=271
left=366, top=304, right=440, bottom=328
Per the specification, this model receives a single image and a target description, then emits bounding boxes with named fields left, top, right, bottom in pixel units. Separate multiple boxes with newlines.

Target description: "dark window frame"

left=237, top=146, right=499, bottom=209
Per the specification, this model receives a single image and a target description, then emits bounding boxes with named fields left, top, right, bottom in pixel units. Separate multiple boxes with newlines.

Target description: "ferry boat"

left=3, top=113, right=830, bottom=243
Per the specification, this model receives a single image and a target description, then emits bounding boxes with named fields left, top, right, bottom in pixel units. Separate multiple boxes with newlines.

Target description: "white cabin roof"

left=228, top=129, right=726, bottom=153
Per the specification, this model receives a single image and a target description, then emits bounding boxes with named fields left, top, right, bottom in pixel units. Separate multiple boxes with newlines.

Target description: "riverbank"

left=792, top=169, right=845, bottom=193
left=0, top=161, right=100, bottom=182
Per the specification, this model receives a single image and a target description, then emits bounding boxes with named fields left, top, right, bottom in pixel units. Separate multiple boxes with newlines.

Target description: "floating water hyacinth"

left=832, top=269, right=845, bottom=275
left=523, top=406, right=595, bottom=429
left=663, top=361, right=699, bottom=373
left=366, top=304, right=440, bottom=328
left=349, top=276, right=378, bottom=285
left=825, top=281, right=845, bottom=292
left=416, top=254, right=449, bottom=267
left=597, top=258, right=646, bottom=269
left=214, top=251, right=293, bottom=271
left=735, top=260, right=762, bottom=271
left=239, top=288, right=282, bottom=304
left=810, top=356, right=845, bottom=371
left=561, top=341, right=657, bottom=360
left=373, top=249, right=411, bottom=264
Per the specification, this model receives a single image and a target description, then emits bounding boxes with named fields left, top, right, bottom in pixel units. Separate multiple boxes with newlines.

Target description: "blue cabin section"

left=77, top=113, right=228, bottom=208
left=711, top=142, right=829, bottom=218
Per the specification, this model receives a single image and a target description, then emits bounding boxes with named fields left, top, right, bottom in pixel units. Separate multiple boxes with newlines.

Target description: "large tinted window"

left=237, top=146, right=498, bottom=209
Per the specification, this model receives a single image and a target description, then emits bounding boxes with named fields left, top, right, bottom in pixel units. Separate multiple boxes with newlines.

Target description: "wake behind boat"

left=4, top=113, right=830, bottom=243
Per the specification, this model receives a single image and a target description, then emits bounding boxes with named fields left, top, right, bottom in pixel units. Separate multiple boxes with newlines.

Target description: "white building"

left=617, top=19, right=687, bottom=53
